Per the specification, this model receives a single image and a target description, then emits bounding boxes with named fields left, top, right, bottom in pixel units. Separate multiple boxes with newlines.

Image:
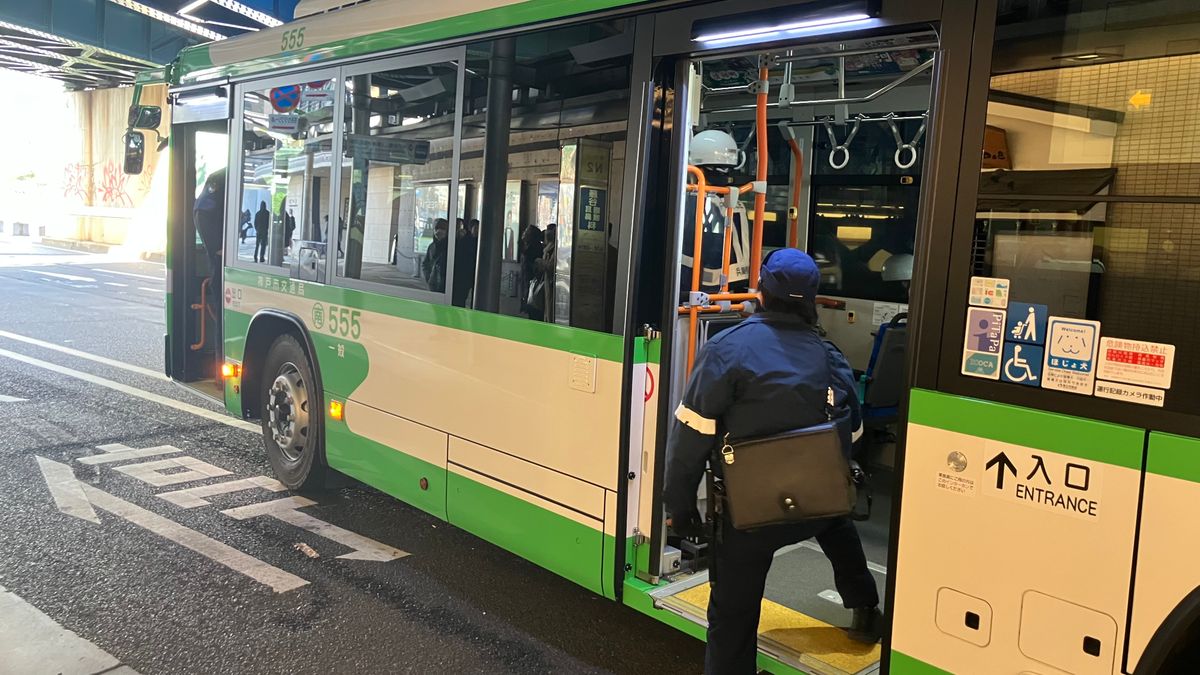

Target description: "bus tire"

left=259, top=333, right=326, bottom=490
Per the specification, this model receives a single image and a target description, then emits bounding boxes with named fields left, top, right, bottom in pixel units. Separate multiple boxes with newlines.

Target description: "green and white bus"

left=124, top=0, right=1200, bottom=672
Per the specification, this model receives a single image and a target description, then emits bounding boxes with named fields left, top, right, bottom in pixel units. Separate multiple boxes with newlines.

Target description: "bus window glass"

left=463, top=19, right=632, bottom=331
left=336, top=59, right=460, bottom=296
left=238, top=79, right=335, bottom=271
left=809, top=120, right=924, bottom=303
left=967, top=3, right=1200, bottom=413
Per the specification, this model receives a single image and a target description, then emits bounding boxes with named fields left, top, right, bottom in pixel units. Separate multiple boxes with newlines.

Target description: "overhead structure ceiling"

left=0, top=0, right=298, bottom=90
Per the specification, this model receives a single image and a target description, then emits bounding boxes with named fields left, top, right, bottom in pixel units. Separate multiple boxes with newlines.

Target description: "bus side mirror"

left=128, top=105, right=162, bottom=130
left=123, top=131, right=146, bottom=175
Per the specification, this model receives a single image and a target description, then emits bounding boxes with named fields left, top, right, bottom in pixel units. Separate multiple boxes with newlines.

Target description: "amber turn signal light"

left=329, top=400, right=344, bottom=421
left=221, top=362, right=241, bottom=379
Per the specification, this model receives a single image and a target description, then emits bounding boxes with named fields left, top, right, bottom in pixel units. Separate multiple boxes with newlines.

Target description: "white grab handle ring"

left=829, top=146, right=851, bottom=170
left=894, top=145, right=918, bottom=170
left=823, top=119, right=860, bottom=170
left=887, top=117, right=926, bottom=170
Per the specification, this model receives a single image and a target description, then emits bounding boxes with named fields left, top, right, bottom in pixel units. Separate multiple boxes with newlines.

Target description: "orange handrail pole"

left=686, top=166, right=708, bottom=375
left=786, top=138, right=804, bottom=249
left=190, top=277, right=210, bottom=352
left=749, top=65, right=769, bottom=290
left=720, top=198, right=733, bottom=293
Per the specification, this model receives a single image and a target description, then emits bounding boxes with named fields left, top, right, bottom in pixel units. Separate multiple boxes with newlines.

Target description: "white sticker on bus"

left=981, top=442, right=1102, bottom=520
left=1094, top=381, right=1166, bottom=408
left=1096, top=337, right=1175, bottom=390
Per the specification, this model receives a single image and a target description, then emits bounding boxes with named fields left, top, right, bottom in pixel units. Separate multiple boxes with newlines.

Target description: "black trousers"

left=254, top=236, right=268, bottom=262
left=705, top=515, right=878, bottom=675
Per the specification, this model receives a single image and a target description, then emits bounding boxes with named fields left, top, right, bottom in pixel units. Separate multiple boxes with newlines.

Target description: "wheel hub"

left=267, top=366, right=309, bottom=461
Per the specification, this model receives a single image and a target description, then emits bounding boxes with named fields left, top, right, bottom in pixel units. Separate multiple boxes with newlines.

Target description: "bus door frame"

left=632, top=0, right=986, bottom=656
left=165, top=82, right=233, bottom=387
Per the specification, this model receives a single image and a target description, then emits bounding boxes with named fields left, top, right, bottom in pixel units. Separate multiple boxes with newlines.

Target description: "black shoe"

left=846, top=606, right=884, bottom=644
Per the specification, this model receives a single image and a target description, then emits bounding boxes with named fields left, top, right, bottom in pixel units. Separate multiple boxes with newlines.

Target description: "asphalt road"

left=0, top=240, right=704, bottom=674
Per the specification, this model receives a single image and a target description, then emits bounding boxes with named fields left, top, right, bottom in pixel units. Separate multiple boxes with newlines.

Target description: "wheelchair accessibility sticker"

left=1001, top=343, right=1043, bottom=386
left=1041, top=317, right=1101, bottom=395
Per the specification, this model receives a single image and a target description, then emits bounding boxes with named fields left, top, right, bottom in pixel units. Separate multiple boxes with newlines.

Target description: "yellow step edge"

left=672, top=583, right=881, bottom=674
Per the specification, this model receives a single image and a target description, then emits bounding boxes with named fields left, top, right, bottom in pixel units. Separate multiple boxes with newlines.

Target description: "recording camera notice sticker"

left=968, top=276, right=1010, bottom=309
left=1096, top=337, right=1175, bottom=389
left=1095, top=381, right=1166, bottom=408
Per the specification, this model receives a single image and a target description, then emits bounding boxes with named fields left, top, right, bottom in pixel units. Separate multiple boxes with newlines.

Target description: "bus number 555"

left=326, top=305, right=361, bottom=339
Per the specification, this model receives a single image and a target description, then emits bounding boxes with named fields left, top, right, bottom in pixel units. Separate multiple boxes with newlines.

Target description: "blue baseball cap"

left=760, top=248, right=820, bottom=301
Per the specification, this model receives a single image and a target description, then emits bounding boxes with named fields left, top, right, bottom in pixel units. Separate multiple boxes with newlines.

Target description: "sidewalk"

left=38, top=237, right=164, bottom=263
left=0, top=585, right=139, bottom=675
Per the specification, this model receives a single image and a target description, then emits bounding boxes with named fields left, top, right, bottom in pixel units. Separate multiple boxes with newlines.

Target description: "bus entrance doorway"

left=650, top=30, right=936, bottom=675
left=166, top=121, right=228, bottom=400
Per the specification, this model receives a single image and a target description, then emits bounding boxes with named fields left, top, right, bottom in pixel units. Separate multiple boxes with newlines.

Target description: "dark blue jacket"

left=664, top=311, right=862, bottom=519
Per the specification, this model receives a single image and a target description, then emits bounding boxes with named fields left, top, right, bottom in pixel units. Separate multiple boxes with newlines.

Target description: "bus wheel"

left=260, top=333, right=326, bottom=490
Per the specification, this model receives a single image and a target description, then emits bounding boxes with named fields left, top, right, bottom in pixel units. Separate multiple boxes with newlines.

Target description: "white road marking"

left=114, top=456, right=233, bottom=487
left=0, top=394, right=26, bottom=403
left=794, top=540, right=889, bottom=575
left=819, top=589, right=844, bottom=605
left=37, top=456, right=308, bottom=593
left=0, top=330, right=164, bottom=380
left=33, top=270, right=95, bottom=282
left=79, top=443, right=181, bottom=465
left=90, top=268, right=163, bottom=281
left=0, top=347, right=258, bottom=432
left=104, top=282, right=128, bottom=288
left=138, top=287, right=161, bottom=293
left=35, top=456, right=100, bottom=524
left=222, top=496, right=410, bottom=562
left=159, top=476, right=287, bottom=509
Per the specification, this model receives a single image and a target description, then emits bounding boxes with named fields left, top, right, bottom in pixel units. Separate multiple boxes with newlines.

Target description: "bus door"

left=631, top=6, right=947, bottom=672
left=165, top=86, right=232, bottom=400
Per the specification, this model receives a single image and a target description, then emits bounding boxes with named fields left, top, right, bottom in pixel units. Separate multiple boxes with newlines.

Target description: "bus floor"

left=657, top=473, right=893, bottom=675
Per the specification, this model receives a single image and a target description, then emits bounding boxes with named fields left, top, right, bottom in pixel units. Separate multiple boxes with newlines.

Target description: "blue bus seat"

left=860, top=313, right=908, bottom=425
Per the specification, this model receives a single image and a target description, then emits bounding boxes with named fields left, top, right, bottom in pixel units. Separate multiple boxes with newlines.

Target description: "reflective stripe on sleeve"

left=851, top=422, right=864, bottom=443
left=675, top=403, right=717, bottom=435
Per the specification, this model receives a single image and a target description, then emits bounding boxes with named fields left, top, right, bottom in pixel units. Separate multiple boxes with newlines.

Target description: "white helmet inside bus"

left=690, top=129, right=743, bottom=169
left=881, top=252, right=914, bottom=282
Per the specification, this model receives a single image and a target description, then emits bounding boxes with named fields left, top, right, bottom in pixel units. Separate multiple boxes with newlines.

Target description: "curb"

left=40, top=237, right=165, bottom=264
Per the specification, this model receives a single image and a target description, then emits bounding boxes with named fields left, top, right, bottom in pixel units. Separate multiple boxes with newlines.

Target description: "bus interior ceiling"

left=655, top=31, right=936, bottom=673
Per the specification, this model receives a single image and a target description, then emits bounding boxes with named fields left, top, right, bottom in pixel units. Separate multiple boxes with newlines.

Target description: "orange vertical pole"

left=686, top=166, right=708, bottom=376
left=787, top=138, right=803, bottom=249
left=749, top=65, right=768, bottom=290
left=720, top=193, right=734, bottom=293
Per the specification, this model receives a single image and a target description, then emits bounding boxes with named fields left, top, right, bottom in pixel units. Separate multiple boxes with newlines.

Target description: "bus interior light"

left=691, top=1, right=879, bottom=47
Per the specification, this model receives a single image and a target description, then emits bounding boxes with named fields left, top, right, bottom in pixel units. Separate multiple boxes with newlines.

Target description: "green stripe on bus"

left=890, top=651, right=952, bottom=675
left=908, top=389, right=1143, bottom=471
left=326, top=415, right=448, bottom=521
left=225, top=268, right=624, bottom=362
left=1146, top=432, right=1200, bottom=483
left=177, top=0, right=649, bottom=83
left=448, top=470, right=606, bottom=596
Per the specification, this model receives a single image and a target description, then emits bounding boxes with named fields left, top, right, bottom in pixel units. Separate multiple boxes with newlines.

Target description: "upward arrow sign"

left=985, top=451, right=1018, bottom=490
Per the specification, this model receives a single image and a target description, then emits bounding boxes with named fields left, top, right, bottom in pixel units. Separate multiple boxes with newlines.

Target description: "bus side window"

left=464, top=19, right=634, bottom=334
left=237, top=81, right=335, bottom=271
left=335, top=59, right=461, bottom=299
